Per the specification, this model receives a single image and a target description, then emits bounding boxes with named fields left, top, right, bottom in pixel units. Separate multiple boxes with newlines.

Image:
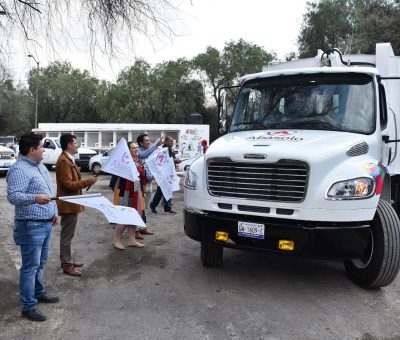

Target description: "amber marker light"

left=215, top=231, right=229, bottom=242
left=355, top=180, right=369, bottom=196
left=278, top=240, right=295, bottom=251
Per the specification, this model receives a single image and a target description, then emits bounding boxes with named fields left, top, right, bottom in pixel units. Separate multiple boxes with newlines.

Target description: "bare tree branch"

left=0, top=0, right=186, bottom=67
left=17, top=0, right=42, bottom=14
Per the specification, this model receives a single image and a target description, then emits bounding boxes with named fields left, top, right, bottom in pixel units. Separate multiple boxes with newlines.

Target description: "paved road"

left=1, top=172, right=400, bottom=340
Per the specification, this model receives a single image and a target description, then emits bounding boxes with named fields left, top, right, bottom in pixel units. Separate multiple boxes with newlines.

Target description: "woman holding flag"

left=109, top=142, right=148, bottom=250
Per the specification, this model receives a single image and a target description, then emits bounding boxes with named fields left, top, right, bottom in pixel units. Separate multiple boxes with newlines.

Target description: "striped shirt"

left=6, top=155, right=57, bottom=220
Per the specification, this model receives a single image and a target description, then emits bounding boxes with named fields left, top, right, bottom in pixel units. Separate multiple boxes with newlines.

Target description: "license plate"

left=4, top=163, right=10, bottom=167
left=238, top=221, right=265, bottom=239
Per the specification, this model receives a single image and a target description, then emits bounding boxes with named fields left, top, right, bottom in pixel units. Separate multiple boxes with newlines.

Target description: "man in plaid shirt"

left=7, top=133, right=60, bottom=322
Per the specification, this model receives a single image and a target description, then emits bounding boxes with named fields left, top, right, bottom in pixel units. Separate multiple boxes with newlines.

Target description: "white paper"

left=101, top=137, right=139, bottom=182
left=145, top=148, right=180, bottom=201
left=59, top=194, right=145, bottom=227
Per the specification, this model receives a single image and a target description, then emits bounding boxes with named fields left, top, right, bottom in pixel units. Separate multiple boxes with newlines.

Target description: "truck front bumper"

left=184, top=207, right=371, bottom=259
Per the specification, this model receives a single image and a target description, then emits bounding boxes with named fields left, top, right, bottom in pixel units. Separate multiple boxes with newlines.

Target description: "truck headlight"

left=184, top=168, right=198, bottom=190
left=326, top=177, right=374, bottom=200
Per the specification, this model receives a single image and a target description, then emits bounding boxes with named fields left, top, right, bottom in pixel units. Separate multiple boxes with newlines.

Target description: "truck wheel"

left=344, top=200, right=400, bottom=288
left=92, top=163, right=101, bottom=175
left=44, top=164, right=53, bottom=171
left=201, top=242, right=223, bottom=267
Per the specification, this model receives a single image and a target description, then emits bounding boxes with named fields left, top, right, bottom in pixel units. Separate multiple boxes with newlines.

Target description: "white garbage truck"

left=184, top=43, right=400, bottom=288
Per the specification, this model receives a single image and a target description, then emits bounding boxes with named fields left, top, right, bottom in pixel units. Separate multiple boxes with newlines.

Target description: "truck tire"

left=201, top=242, right=223, bottom=267
left=344, top=200, right=400, bottom=288
left=44, top=164, right=53, bottom=171
left=91, top=163, right=101, bottom=175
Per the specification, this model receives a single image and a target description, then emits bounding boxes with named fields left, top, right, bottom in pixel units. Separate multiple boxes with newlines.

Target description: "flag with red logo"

left=101, top=137, right=139, bottom=181
left=145, top=148, right=179, bottom=201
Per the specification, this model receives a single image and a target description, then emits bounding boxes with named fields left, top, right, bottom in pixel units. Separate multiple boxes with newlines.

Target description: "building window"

left=102, top=131, right=113, bottom=147
left=74, top=132, right=85, bottom=147
left=147, top=131, right=161, bottom=143
left=87, top=132, right=99, bottom=148
left=116, top=132, right=128, bottom=144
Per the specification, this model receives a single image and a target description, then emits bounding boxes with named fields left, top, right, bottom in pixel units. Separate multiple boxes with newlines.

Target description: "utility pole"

left=27, top=54, right=39, bottom=129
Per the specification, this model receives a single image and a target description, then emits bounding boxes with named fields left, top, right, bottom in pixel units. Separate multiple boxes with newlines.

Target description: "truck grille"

left=207, top=159, right=308, bottom=202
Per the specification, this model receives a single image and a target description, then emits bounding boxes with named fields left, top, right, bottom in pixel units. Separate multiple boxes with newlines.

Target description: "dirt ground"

left=1, top=172, right=400, bottom=340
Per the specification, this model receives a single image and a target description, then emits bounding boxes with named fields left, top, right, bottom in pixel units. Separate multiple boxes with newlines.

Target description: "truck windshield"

left=230, top=73, right=375, bottom=134
left=0, top=136, right=15, bottom=146
left=55, top=139, right=61, bottom=148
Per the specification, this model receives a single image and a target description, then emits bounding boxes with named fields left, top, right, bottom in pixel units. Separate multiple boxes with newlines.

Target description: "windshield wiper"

left=265, top=119, right=341, bottom=131
left=294, top=120, right=342, bottom=131
left=231, top=122, right=266, bottom=130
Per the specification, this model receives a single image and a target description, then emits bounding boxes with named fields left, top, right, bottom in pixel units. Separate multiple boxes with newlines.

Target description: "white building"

left=34, top=123, right=210, bottom=156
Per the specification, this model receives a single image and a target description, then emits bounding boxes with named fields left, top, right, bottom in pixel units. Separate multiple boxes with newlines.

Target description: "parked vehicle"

left=89, top=148, right=114, bottom=174
left=184, top=43, right=400, bottom=288
left=42, top=137, right=97, bottom=170
left=0, top=136, right=18, bottom=149
left=0, top=145, right=16, bottom=174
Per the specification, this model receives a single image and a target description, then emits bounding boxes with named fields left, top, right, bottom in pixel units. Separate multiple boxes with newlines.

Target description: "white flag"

left=59, top=194, right=146, bottom=228
left=145, top=148, right=180, bottom=201
left=101, top=138, right=139, bottom=181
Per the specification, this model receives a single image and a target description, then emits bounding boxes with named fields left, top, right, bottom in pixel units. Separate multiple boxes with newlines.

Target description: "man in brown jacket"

left=56, top=134, right=97, bottom=277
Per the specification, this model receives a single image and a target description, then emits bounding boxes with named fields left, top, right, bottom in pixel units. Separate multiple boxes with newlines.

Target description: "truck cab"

left=42, top=137, right=97, bottom=170
left=184, top=43, right=400, bottom=289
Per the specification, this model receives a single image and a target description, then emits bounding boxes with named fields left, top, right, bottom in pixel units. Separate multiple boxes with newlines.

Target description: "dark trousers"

left=60, top=213, right=78, bottom=267
left=150, top=186, right=172, bottom=212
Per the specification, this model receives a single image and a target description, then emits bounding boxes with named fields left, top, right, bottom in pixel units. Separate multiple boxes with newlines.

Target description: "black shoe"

left=164, top=210, right=177, bottom=214
left=151, top=208, right=157, bottom=214
left=38, top=293, right=60, bottom=304
left=21, top=308, right=47, bottom=322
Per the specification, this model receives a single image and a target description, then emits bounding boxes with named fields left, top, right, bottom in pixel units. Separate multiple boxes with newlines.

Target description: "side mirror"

left=218, top=119, right=227, bottom=134
left=219, top=91, right=228, bottom=134
left=218, top=86, right=239, bottom=136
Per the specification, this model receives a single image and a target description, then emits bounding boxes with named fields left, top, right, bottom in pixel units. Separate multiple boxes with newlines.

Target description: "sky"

left=6, top=0, right=308, bottom=84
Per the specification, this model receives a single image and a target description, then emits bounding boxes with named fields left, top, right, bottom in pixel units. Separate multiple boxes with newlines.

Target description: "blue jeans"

left=14, top=220, right=52, bottom=311
left=150, top=186, right=172, bottom=212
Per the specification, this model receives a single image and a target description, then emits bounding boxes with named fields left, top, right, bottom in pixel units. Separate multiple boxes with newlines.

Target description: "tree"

left=0, top=65, right=32, bottom=134
left=298, top=0, right=353, bottom=58
left=285, top=52, right=298, bottom=61
left=193, top=39, right=275, bottom=108
left=352, top=0, right=400, bottom=54
left=28, top=61, right=102, bottom=124
left=113, top=58, right=205, bottom=124
left=193, top=47, right=227, bottom=110
left=298, top=0, right=400, bottom=57
left=0, top=0, right=183, bottom=61
left=113, top=59, right=154, bottom=123
left=223, top=39, right=275, bottom=81
left=151, top=59, right=205, bottom=124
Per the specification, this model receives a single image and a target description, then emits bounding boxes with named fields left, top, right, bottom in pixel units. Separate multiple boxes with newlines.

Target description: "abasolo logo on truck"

left=246, top=130, right=304, bottom=142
